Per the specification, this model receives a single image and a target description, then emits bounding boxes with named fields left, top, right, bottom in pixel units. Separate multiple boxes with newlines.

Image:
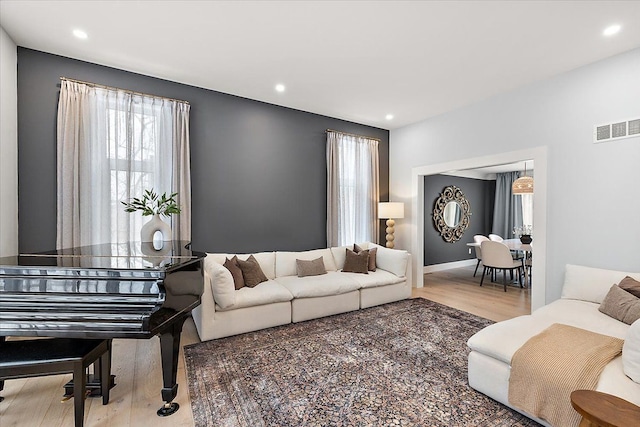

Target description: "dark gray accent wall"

left=17, top=48, right=389, bottom=254
left=424, top=175, right=495, bottom=266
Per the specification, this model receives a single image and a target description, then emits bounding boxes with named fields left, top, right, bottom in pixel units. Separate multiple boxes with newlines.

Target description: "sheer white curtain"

left=326, top=131, right=379, bottom=247
left=56, top=79, right=191, bottom=248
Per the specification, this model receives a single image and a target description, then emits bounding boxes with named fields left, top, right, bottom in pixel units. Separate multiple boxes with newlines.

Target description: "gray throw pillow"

left=223, top=256, right=245, bottom=290
left=354, top=243, right=377, bottom=271
left=343, top=248, right=369, bottom=274
left=599, top=284, right=640, bottom=325
left=296, top=257, right=327, bottom=277
left=237, top=254, right=268, bottom=287
left=619, top=276, right=640, bottom=299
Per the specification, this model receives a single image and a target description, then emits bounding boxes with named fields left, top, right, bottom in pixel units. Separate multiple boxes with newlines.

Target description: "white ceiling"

left=1, top=1, right=639, bottom=130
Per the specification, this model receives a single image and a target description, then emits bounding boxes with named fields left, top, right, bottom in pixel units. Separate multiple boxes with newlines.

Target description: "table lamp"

left=378, top=202, right=404, bottom=248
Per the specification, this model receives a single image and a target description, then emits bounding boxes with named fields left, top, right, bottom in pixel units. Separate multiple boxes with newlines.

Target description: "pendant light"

left=512, top=162, right=534, bottom=194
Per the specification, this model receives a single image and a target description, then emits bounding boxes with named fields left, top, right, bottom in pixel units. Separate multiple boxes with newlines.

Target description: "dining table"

left=466, top=238, right=532, bottom=287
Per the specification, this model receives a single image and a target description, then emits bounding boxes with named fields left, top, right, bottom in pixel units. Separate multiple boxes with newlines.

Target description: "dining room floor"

left=412, top=265, right=531, bottom=322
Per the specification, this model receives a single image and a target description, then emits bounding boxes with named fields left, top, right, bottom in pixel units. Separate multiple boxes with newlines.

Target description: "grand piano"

left=0, top=240, right=205, bottom=416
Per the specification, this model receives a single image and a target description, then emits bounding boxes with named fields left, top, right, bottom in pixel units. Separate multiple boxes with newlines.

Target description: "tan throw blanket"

left=508, top=323, right=623, bottom=427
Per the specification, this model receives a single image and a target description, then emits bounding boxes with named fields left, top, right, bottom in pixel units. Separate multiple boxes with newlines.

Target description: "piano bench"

left=0, top=338, right=112, bottom=427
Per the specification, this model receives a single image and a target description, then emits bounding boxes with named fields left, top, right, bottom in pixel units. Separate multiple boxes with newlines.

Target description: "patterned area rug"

left=184, top=298, right=539, bottom=426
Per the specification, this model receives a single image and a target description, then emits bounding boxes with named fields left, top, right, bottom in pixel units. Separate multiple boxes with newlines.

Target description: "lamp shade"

left=378, top=202, right=404, bottom=219
left=512, top=176, right=534, bottom=194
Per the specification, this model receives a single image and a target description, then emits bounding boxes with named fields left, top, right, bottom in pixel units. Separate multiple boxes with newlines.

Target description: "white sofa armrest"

left=370, top=243, right=410, bottom=278
left=192, top=265, right=218, bottom=341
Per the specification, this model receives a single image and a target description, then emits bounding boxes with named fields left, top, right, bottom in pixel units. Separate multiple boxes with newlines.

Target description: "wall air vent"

left=594, top=117, right=640, bottom=143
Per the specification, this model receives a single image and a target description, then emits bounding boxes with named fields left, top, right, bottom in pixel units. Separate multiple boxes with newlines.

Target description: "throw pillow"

left=296, top=257, right=327, bottom=277
left=371, top=243, right=409, bottom=277
left=342, top=248, right=369, bottom=274
left=223, top=256, right=245, bottom=290
left=354, top=243, right=377, bottom=271
left=205, top=260, right=236, bottom=309
left=623, top=319, right=640, bottom=383
left=237, top=254, right=269, bottom=287
left=619, top=276, right=640, bottom=298
left=598, top=284, right=640, bottom=325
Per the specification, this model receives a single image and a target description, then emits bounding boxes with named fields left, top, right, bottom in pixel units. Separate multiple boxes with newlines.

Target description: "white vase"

left=140, top=214, right=172, bottom=245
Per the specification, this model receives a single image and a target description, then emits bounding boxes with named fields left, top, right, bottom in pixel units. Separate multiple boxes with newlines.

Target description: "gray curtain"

left=492, top=172, right=523, bottom=239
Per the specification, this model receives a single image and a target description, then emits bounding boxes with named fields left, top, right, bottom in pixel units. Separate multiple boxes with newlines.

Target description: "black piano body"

left=0, top=240, right=205, bottom=416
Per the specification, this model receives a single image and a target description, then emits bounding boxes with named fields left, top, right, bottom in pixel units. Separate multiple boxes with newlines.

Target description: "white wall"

left=0, top=26, right=18, bottom=256
left=390, top=47, right=640, bottom=303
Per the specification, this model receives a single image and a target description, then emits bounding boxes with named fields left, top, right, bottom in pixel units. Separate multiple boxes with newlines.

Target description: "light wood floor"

left=0, top=321, right=201, bottom=427
left=1, top=265, right=530, bottom=426
left=414, top=265, right=531, bottom=322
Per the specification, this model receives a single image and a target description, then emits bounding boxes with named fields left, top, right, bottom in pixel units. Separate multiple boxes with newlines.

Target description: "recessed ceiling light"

left=385, top=114, right=394, bottom=120
left=73, top=29, right=88, bottom=39
left=603, top=24, right=621, bottom=37
left=275, top=84, right=285, bottom=93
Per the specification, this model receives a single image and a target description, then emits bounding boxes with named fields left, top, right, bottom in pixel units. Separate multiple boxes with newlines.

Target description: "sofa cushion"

left=296, top=257, right=327, bottom=277
left=276, top=248, right=337, bottom=277
left=205, top=260, right=236, bottom=309
left=223, top=256, right=245, bottom=290
left=354, top=243, right=377, bottom=271
left=620, top=276, right=640, bottom=298
left=343, top=249, right=369, bottom=274
left=238, top=255, right=269, bottom=288
left=330, top=245, right=351, bottom=270
left=343, top=269, right=405, bottom=289
left=214, top=280, right=293, bottom=312
left=467, top=299, right=629, bottom=365
left=561, top=264, right=640, bottom=304
left=274, top=272, right=360, bottom=298
left=599, top=285, right=640, bottom=325
left=370, top=243, right=408, bottom=277
left=623, top=319, right=640, bottom=383
left=206, top=252, right=276, bottom=280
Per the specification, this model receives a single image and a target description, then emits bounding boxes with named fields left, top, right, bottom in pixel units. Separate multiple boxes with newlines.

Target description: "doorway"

left=410, top=147, right=547, bottom=311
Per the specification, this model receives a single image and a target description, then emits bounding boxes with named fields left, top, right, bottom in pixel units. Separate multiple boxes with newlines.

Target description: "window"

left=521, top=193, right=533, bottom=230
left=326, top=131, right=379, bottom=247
left=57, top=79, right=191, bottom=248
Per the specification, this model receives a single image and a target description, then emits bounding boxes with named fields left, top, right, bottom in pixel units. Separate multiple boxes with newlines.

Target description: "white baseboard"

left=423, top=259, right=476, bottom=274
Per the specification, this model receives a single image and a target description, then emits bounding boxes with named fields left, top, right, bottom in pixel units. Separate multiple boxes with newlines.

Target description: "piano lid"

left=0, top=241, right=205, bottom=279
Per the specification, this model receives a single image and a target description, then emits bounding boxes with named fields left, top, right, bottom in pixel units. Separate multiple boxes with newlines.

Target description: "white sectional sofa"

left=192, top=242, right=411, bottom=341
left=467, top=264, right=640, bottom=426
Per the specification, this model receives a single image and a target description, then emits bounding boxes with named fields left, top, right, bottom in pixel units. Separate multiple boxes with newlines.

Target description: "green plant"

left=121, top=189, right=181, bottom=217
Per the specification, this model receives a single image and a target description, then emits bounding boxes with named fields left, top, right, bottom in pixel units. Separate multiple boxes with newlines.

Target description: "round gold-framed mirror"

left=433, top=186, right=471, bottom=243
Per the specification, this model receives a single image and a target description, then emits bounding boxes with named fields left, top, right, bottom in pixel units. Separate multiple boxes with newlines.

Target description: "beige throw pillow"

left=619, top=276, right=640, bottom=298
left=237, top=254, right=268, bottom=287
left=296, top=257, right=327, bottom=277
left=599, top=285, right=640, bottom=325
left=354, top=243, right=377, bottom=271
left=343, top=248, right=369, bottom=274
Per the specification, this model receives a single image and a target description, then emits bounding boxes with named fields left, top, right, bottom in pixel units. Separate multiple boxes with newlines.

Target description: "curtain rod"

left=326, top=129, right=381, bottom=142
left=60, top=76, right=190, bottom=105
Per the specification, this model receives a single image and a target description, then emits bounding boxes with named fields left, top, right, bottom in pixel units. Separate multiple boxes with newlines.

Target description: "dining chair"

left=525, top=254, right=532, bottom=287
left=472, top=235, right=490, bottom=277
left=480, top=241, right=524, bottom=292
left=489, top=233, right=524, bottom=260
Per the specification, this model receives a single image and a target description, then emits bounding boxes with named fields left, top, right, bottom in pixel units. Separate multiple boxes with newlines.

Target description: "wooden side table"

left=570, top=389, right=640, bottom=427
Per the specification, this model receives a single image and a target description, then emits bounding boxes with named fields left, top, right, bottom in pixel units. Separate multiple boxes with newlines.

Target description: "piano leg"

left=156, top=315, right=187, bottom=417
left=0, top=336, right=5, bottom=402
